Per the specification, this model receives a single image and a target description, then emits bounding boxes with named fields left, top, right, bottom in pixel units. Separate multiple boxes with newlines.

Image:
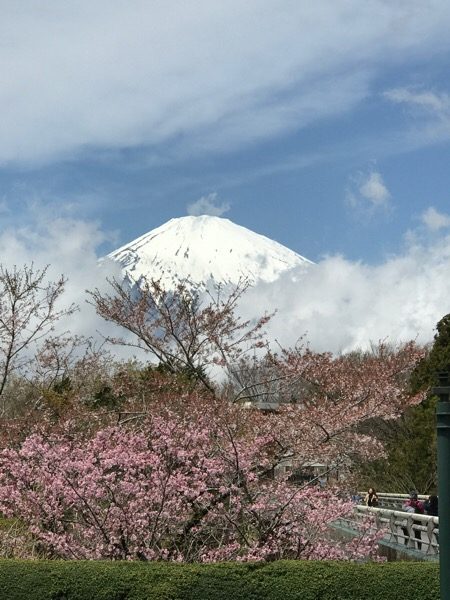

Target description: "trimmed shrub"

left=0, top=560, right=440, bottom=600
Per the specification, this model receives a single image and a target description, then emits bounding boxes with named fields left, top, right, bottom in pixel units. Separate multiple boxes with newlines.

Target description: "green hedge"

left=0, top=560, right=440, bottom=600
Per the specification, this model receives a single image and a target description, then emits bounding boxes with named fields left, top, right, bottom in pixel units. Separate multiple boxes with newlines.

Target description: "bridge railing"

left=338, top=504, right=439, bottom=556
left=357, top=492, right=429, bottom=511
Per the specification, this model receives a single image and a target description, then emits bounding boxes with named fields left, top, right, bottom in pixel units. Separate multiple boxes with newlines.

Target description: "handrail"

left=357, top=491, right=429, bottom=500
left=356, top=492, right=431, bottom=511
left=338, top=504, right=440, bottom=556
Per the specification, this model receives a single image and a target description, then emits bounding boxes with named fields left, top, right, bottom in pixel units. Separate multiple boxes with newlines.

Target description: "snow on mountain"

left=107, top=215, right=312, bottom=289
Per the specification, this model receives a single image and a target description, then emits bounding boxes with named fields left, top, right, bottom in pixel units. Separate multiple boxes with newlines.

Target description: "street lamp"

left=432, top=370, right=450, bottom=600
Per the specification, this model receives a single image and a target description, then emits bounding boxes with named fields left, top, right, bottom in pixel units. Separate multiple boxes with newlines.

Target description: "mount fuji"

left=107, top=215, right=312, bottom=289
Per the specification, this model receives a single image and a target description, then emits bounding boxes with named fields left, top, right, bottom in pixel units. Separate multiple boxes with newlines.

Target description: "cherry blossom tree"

left=0, top=397, right=383, bottom=562
left=88, top=277, right=271, bottom=392
left=0, top=264, right=75, bottom=416
left=0, top=273, right=426, bottom=562
left=226, top=342, right=425, bottom=469
left=0, top=338, right=424, bottom=562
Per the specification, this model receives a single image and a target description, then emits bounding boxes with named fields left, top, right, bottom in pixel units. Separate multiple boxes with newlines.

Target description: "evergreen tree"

left=357, top=314, right=450, bottom=494
left=356, top=397, right=437, bottom=493
left=411, top=313, right=450, bottom=392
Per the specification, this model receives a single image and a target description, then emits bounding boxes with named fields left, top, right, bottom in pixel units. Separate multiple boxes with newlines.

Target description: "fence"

left=336, top=503, right=439, bottom=558
left=360, top=492, right=429, bottom=511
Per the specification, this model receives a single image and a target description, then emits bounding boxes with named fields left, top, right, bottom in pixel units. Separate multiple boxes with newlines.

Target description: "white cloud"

left=0, top=215, right=122, bottom=344
left=1, top=2, right=450, bottom=164
left=346, top=170, right=391, bottom=210
left=239, top=230, right=450, bottom=353
left=383, top=87, right=450, bottom=148
left=359, top=172, right=391, bottom=207
left=421, top=206, right=450, bottom=231
left=384, top=88, right=450, bottom=114
left=187, top=193, right=230, bottom=217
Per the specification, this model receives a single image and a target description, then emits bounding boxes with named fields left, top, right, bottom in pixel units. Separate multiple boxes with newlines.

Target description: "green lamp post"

left=432, top=370, right=450, bottom=600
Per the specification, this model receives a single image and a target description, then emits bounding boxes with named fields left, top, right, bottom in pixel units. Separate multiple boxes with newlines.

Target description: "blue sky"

left=1, top=1, right=450, bottom=262
left=1, top=2, right=450, bottom=350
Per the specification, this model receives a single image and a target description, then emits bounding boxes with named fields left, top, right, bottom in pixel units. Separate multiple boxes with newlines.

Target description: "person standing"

left=364, top=487, right=379, bottom=507
left=403, top=491, right=424, bottom=514
left=424, top=495, right=438, bottom=517
left=402, top=491, right=424, bottom=550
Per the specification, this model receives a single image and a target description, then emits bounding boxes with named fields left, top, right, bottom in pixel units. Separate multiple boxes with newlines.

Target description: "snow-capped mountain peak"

left=107, top=215, right=312, bottom=288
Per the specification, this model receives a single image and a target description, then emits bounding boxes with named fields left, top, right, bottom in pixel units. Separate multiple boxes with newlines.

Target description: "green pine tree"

left=411, top=313, right=450, bottom=393
left=357, top=314, right=450, bottom=494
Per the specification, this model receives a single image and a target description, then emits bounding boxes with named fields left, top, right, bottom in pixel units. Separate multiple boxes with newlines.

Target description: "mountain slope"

left=107, top=215, right=312, bottom=288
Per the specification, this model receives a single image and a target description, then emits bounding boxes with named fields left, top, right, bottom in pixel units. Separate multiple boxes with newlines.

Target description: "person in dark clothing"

left=424, top=495, right=438, bottom=517
left=424, top=495, right=439, bottom=547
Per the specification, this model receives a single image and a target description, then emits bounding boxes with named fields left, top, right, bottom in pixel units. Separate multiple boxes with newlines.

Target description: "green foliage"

left=357, top=396, right=437, bottom=493
left=411, top=312, right=450, bottom=392
left=0, top=560, right=439, bottom=600
left=153, top=361, right=212, bottom=390
left=357, top=314, right=450, bottom=494
left=52, top=376, right=73, bottom=396
left=0, top=519, right=38, bottom=559
left=0, top=516, right=16, bottom=529
left=90, top=385, right=120, bottom=409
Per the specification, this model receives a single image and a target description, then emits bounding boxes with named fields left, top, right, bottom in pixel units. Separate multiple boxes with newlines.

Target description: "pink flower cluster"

left=0, top=405, right=380, bottom=562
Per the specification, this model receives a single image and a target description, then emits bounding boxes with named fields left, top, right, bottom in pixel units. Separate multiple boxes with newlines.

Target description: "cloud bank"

left=0, top=213, right=449, bottom=355
left=1, top=2, right=450, bottom=164
left=239, top=228, right=450, bottom=353
left=0, top=216, right=122, bottom=344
